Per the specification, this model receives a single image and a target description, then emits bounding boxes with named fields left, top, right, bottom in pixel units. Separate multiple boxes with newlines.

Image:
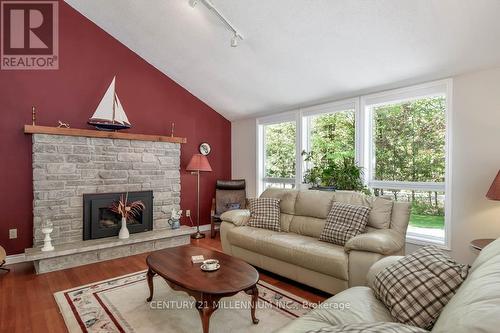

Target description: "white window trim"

left=256, top=79, right=452, bottom=249
left=360, top=79, right=453, bottom=248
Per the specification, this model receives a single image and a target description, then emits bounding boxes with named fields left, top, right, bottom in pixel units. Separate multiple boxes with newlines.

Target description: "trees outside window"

left=263, top=121, right=296, bottom=189
left=367, top=93, right=448, bottom=243
left=309, top=111, right=356, bottom=164
left=373, top=97, right=445, bottom=183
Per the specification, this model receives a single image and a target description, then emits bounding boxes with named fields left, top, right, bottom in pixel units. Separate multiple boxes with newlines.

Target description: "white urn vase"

left=41, top=221, right=54, bottom=252
left=118, top=217, right=130, bottom=239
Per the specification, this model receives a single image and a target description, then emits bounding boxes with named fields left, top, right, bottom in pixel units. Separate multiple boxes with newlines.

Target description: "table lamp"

left=472, top=170, right=500, bottom=250
left=487, top=170, right=500, bottom=201
left=186, top=154, right=212, bottom=239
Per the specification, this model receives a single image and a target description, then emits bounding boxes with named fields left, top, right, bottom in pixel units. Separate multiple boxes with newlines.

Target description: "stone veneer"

left=31, top=134, right=180, bottom=246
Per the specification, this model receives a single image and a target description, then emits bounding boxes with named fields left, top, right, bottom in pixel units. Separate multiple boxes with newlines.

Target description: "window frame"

left=360, top=79, right=453, bottom=248
left=256, top=79, right=453, bottom=248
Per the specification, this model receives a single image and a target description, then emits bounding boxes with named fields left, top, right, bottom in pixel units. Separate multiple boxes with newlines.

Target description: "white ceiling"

left=66, top=0, right=500, bottom=120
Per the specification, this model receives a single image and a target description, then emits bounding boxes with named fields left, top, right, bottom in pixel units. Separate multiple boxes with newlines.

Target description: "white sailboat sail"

left=88, top=76, right=132, bottom=130
left=114, top=95, right=130, bottom=125
left=91, top=76, right=116, bottom=121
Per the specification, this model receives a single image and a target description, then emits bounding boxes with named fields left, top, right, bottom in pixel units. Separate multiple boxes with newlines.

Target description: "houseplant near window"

left=302, top=151, right=369, bottom=194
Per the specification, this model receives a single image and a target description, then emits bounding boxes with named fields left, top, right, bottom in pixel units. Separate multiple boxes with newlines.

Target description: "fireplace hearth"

left=83, top=191, right=153, bottom=240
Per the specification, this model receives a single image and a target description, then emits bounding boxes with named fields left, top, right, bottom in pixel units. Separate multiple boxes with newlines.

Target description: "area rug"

left=54, top=270, right=313, bottom=333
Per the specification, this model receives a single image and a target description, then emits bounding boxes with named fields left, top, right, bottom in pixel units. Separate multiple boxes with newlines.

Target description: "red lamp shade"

left=186, top=154, right=212, bottom=172
left=486, top=170, right=500, bottom=201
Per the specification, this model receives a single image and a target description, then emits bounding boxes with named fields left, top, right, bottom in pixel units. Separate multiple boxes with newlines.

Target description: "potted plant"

left=302, top=151, right=369, bottom=194
left=110, top=193, right=145, bottom=239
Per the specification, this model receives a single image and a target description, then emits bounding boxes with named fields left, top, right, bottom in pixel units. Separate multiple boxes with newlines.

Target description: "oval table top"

left=146, top=245, right=259, bottom=295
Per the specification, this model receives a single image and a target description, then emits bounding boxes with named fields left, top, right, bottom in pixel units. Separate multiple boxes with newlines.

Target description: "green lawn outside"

left=409, top=214, right=445, bottom=229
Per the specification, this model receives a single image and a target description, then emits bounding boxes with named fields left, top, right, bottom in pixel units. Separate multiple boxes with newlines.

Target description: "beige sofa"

left=220, top=188, right=410, bottom=294
left=277, top=238, right=500, bottom=333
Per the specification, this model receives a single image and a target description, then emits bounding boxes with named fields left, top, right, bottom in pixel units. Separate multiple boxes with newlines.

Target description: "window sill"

left=406, top=232, right=450, bottom=251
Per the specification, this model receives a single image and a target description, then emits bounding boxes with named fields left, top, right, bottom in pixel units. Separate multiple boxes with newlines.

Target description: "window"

left=263, top=122, right=296, bottom=188
left=362, top=80, right=451, bottom=246
left=256, top=80, right=452, bottom=247
left=257, top=113, right=298, bottom=193
left=301, top=100, right=358, bottom=187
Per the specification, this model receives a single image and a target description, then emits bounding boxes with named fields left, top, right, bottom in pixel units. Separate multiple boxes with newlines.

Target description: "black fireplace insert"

left=83, top=191, right=153, bottom=240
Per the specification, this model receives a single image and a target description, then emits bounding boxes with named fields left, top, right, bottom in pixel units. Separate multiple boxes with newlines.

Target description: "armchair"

left=210, top=179, right=246, bottom=238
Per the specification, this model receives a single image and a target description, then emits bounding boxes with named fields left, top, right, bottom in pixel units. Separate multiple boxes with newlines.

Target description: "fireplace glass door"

left=83, top=191, right=153, bottom=240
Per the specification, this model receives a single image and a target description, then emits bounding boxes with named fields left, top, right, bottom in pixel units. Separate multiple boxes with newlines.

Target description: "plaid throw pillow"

left=373, top=246, right=470, bottom=329
left=247, top=198, right=281, bottom=231
left=306, top=322, right=428, bottom=333
left=319, top=202, right=371, bottom=246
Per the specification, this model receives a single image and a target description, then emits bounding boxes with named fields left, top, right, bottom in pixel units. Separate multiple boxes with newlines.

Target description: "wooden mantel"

left=24, top=125, right=187, bottom=144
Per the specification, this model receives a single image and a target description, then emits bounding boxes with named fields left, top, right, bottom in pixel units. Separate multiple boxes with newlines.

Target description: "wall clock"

left=199, top=142, right=211, bottom=156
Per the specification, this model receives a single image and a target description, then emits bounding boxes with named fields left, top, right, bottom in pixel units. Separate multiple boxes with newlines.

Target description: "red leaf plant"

left=110, top=193, right=145, bottom=220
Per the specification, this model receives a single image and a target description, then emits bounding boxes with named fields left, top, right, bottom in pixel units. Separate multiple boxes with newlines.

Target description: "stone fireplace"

left=25, top=129, right=192, bottom=273
left=31, top=133, right=180, bottom=245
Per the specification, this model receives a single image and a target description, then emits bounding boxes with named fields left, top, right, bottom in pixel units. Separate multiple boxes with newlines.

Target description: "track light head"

left=230, top=34, right=239, bottom=47
left=189, top=0, right=244, bottom=48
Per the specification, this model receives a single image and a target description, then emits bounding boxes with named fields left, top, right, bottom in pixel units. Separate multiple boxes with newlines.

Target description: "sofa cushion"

left=247, top=197, right=281, bottom=231
left=280, top=213, right=294, bottom=232
left=390, top=201, right=411, bottom=234
left=227, top=226, right=348, bottom=279
left=432, top=238, right=500, bottom=333
left=295, top=190, right=335, bottom=219
left=334, top=191, right=393, bottom=229
left=274, top=287, right=395, bottom=333
left=305, top=322, right=428, bottom=333
left=289, top=215, right=326, bottom=238
left=373, top=246, right=469, bottom=330
left=260, top=188, right=298, bottom=215
left=319, top=202, right=371, bottom=246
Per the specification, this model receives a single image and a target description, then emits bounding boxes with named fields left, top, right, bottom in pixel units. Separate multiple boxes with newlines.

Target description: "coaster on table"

left=191, top=255, right=205, bottom=264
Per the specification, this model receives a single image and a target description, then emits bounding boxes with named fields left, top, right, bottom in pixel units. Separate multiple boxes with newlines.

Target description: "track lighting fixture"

left=188, top=0, right=244, bottom=47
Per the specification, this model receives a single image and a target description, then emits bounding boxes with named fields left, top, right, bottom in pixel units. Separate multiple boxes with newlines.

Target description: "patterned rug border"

left=54, top=270, right=312, bottom=333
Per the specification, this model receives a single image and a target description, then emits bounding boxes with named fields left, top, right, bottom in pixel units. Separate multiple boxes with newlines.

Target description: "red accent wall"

left=0, top=1, right=231, bottom=255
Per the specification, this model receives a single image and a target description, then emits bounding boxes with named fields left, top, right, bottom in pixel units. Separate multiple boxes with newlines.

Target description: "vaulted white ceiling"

left=66, top=0, right=500, bottom=120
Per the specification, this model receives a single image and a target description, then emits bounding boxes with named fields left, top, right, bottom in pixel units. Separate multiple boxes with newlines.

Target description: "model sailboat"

left=88, top=76, right=132, bottom=131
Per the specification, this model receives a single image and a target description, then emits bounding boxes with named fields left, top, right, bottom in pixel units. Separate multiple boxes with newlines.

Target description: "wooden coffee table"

left=146, top=245, right=260, bottom=333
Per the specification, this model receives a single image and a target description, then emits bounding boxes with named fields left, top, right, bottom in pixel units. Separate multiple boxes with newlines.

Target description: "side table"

left=470, top=238, right=495, bottom=251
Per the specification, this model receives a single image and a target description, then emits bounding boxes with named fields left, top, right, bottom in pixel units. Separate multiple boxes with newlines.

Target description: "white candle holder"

left=41, top=221, right=54, bottom=252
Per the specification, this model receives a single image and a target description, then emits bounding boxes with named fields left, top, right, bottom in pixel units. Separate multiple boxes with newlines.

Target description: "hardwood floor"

left=0, top=232, right=328, bottom=333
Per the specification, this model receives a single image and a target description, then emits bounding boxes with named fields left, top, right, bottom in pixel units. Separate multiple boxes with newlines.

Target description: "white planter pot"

left=118, top=217, right=130, bottom=239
